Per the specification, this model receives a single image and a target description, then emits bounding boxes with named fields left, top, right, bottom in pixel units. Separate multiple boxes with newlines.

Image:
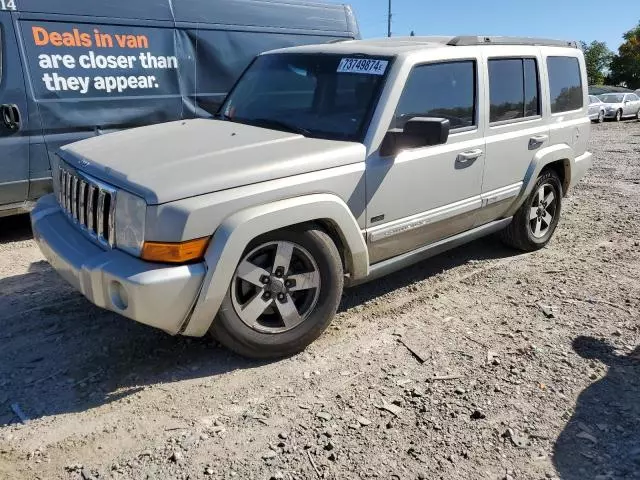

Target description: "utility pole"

left=387, top=0, right=392, bottom=37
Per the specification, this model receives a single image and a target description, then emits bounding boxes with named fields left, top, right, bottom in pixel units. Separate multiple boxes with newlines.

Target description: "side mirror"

left=404, top=117, right=450, bottom=146
left=380, top=117, right=450, bottom=157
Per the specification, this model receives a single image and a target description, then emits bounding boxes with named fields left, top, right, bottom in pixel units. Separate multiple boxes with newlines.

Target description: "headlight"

left=115, top=190, right=146, bottom=256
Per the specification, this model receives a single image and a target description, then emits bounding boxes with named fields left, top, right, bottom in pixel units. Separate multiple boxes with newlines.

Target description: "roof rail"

left=448, top=36, right=579, bottom=48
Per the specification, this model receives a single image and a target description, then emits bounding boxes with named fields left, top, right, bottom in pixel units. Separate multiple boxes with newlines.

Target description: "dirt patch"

left=1, top=121, right=639, bottom=480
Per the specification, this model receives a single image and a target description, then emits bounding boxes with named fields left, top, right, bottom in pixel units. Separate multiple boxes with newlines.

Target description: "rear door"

left=0, top=10, right=31, bottom=207
left=480, top=51, right=548, bottom=225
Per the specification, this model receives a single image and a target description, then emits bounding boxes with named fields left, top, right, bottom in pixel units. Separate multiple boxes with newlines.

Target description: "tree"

left=580, top=40, right=613, bottom=85
left=608, top=22, right=640, bottom=89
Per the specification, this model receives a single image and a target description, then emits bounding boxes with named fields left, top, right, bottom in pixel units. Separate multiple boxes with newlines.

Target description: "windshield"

left=220, top=53, right=392, bottom=141
left=599, top=94, right=624, bottom=103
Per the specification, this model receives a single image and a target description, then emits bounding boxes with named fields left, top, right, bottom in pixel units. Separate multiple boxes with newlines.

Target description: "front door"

left=0, top=11, right=31, bottom=208
left=366, top=59, right=485, bottom=264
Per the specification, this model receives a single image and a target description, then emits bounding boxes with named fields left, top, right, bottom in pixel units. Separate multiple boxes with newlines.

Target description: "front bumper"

left=31, top=194, right=206, bottom=335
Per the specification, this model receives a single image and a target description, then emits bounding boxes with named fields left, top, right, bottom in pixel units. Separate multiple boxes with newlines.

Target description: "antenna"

left=387, top=0, right=392, bottom=37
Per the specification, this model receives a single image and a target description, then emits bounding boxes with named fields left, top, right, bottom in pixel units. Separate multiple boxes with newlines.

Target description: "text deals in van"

left=24, top=22, right=182, bottom=98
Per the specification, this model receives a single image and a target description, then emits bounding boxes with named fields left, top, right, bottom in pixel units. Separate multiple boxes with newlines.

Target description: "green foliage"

left=580, top=40, right=613, bottom=85
left=608, top=22, right=640, bottom=89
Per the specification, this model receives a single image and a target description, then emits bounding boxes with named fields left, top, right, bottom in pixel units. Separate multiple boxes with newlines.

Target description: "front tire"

left=598, top=110, right=605, bottom=123
left=615, top=109, right=622, bottom=122
left=211, top=227, right=343, bottom=359
left=500, top=170, right=563, bottom=252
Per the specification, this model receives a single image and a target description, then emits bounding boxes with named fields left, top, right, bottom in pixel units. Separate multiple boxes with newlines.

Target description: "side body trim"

left=368, top=182, right=522, bottom=244
left=349, top=218, right=512, bottom=287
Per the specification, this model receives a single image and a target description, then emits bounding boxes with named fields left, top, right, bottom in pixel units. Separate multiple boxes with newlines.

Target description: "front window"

left=390, top=60, right=476, bottom=131
left=220, top=53, right=392, bottom=141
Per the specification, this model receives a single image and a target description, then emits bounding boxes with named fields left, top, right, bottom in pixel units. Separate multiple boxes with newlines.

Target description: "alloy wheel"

left=529, top=184, right=558, bottom=239
left=231, top=241, right=321, bottom=334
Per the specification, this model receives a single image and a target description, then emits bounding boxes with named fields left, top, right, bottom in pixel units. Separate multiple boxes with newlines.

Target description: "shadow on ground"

left=0, top=214, right=33, bottom=244
left=0, top=233, right=520, bottom=425
left=553, top=336, right=640, bottom=480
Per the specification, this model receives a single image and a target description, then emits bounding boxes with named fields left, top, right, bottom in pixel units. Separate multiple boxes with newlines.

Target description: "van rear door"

left=0, top=10, right=32, bottom=210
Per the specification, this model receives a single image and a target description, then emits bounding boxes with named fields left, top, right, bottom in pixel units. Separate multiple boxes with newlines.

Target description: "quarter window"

left=391, top=61, right=476, bottom=131
left=488, top=58, right=540, bottom=123
left=547, top=56, right=583, bottom=113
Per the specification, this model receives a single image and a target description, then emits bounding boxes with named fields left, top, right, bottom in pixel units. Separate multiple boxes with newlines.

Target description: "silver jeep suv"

left=31, top=36, right=593, bottom=358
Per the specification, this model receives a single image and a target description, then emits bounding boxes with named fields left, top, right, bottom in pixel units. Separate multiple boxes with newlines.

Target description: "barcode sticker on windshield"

left=337, top=58, right=388, bottom=75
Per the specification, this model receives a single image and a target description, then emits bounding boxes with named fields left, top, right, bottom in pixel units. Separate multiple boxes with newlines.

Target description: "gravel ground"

left=0, top=120, right=639, bottom=480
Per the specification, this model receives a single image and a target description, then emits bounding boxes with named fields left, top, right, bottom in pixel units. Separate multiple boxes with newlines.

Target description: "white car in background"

left=588, top=95, right=605, bottom=123
left=599, top=92, right=640, bottom=121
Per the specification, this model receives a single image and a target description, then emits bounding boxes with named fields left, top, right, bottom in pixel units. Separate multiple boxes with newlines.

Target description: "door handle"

left=1, top=104, right=21, bottom=131
left=529, top=134, right=548, bottom=149
left=456, top=149, right=483, bottom=164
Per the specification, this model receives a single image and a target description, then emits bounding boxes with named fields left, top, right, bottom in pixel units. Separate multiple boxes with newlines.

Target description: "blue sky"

left=337, top=0, right=640, bottom=51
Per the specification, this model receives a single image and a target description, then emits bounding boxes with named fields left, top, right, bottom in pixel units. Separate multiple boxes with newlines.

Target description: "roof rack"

left=447, top=36, right=579, bottom=48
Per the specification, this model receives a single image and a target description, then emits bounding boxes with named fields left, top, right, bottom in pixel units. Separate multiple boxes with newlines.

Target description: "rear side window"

left=391, top=60, right=476, bottom=131
left=488, top=58, right=540, bottom=123
left=547, top=56, right=583, bottom=113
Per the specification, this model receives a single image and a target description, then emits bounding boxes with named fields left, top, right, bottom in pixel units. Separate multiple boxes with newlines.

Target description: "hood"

left=60, top=119, right=366, bottom=205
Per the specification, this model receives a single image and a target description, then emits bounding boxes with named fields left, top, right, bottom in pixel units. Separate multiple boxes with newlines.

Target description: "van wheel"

left=211, top=228, right=343, bottom=359
left=500, top=170, right=562, bottom=252
left=615, top=109, right=622, bottom=122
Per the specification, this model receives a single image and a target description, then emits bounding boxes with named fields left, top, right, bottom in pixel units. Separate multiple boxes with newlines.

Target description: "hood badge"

left=79, top=159, right=90, bottom=168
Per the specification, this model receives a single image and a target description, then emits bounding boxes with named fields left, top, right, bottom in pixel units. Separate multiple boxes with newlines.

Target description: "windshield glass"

left=220, top=53, right=392, bottom=141
left=599, top=94, right=624, bottom=103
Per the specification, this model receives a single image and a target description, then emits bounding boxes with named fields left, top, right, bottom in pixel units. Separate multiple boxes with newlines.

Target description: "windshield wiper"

left=242, top=118, right=311, bottom=137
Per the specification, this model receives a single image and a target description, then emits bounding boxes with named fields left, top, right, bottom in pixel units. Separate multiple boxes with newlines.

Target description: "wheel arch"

left=180, top=194, right=369, bottom=337
left=505, top=144, right=574, bottom=217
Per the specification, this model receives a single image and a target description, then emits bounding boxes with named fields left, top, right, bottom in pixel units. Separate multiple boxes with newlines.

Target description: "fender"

left=505, top=143, right=574, bottom=217
left=181, top=194, right=369, bottom=337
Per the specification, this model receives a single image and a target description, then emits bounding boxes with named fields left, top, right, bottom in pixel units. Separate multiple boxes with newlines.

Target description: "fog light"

left=109, top=281, right=129, bottom=311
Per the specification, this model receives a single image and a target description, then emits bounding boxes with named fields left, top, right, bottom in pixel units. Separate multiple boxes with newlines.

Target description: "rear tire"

left=211, top=227, right=343, bottom=359
left=500, top=170, right=563, bottom=252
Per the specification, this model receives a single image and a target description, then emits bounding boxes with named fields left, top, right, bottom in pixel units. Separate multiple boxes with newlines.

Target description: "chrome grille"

left=58, top=164, right=116, bottom=248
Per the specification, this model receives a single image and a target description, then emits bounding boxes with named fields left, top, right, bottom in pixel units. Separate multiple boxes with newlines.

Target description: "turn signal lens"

left=141, top=237, right=210, bottom=264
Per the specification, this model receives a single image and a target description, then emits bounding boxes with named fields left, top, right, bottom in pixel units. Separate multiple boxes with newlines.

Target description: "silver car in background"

left=588, top=95, right=605, bottom=123
left=599, top=92, right=640, bottom=121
